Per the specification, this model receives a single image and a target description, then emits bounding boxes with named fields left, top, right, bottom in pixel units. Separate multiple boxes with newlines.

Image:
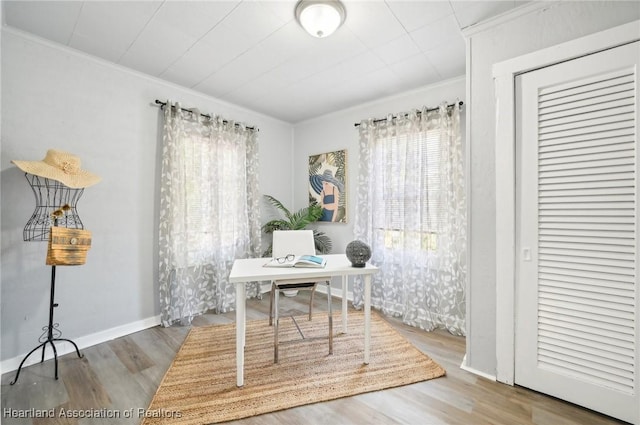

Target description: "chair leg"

left=269, top=282, right=275, bottom=326
left=308, top=285, right=317, bottom=321
left=274, top=287, right=280, bottom=363
left=327, top=281, right=333, bottom=355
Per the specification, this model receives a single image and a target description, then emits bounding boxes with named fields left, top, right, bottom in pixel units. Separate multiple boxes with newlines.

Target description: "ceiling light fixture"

left=295, top=0, right=346, bottom=38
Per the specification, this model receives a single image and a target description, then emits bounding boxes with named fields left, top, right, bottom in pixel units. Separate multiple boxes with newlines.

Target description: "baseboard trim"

left=263, top=281, right=354, bottom=302
left=315, top=284, right=353, bottom=302
left=1, top=315, right=161, bottom=374
left=2, top=288, right=352, bottom=374
left=460, top=355, right=497, bottom=382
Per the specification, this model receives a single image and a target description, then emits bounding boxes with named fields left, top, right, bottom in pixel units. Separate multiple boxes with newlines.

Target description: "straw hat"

left=11, top=149, right=101, bottom=188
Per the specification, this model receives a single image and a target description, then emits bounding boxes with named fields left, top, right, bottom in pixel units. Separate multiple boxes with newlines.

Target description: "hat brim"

left=309, top=173, right=344, bottom=194
left=309, top=175, right=323, bottom=194
left=12, top=159, right=101, bottom=189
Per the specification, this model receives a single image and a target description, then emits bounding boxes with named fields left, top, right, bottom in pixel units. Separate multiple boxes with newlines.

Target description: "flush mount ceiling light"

left=295, top=0, right=346, bottom=38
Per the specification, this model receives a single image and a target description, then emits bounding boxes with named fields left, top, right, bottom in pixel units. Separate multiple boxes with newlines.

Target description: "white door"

left=516, top=41, right=639, bottom=423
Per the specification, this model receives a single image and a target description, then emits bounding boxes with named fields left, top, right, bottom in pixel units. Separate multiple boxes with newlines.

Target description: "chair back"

left=272, top=230, right=316, bottom=257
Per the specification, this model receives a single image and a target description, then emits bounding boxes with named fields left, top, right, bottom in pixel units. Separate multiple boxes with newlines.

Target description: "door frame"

left=493, top=19, right=640, bottom=392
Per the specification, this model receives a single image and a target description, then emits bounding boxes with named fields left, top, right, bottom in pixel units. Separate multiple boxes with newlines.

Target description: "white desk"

left=229, top=253, right=378, bottom=387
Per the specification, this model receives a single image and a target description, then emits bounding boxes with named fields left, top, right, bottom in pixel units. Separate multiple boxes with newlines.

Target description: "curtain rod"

left=154, top=100, right=257, bottom=131
left=353, top=101, right=464, bottom=127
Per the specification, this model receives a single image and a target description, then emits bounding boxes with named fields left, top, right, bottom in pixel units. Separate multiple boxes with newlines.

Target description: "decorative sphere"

left=345, top=240, right=371, bottom=268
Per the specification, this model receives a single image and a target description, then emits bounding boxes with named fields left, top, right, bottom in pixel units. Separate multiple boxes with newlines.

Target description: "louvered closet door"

left=516, top=41, right=639, bottom=424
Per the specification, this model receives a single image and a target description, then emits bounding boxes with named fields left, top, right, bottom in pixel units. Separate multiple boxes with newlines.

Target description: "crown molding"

left=462, top=1, right=560, bottom=38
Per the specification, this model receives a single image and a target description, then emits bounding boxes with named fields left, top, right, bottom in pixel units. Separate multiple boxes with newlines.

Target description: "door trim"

left=493, top=20, right=640, bottom=389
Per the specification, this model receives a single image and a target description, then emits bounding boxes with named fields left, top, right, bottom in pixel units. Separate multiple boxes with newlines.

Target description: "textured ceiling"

left=3, top=0, right=526, bottom=123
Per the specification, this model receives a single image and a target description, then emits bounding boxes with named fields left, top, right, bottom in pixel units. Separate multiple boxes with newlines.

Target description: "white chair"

left=269, top=230, right=333, bottom=363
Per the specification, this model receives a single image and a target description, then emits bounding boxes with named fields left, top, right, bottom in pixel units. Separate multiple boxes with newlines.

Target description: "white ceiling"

left=3, top=0, right=525, bottom=123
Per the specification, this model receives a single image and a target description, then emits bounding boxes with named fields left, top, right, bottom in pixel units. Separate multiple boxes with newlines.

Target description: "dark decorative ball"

left=346, top=240, right=372, bottom=268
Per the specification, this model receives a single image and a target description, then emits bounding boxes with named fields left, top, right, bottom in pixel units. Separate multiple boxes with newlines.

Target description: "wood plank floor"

left=1, top=293, right=627, bottom=425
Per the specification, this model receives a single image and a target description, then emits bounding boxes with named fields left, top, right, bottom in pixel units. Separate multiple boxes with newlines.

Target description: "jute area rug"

left=142, top=311, right=446, bottom=425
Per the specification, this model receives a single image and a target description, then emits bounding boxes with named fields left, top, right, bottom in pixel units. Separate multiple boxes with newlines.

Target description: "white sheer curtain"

left=158, top=102, right=261, bottom=326
left=354, top=103, right=466, bottom=335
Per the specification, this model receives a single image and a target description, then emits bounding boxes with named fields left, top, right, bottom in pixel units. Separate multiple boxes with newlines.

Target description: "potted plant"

left=261, top=194, right=332, bottom=257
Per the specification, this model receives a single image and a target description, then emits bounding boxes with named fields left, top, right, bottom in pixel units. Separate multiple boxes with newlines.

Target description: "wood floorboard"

left=354, top=387, right=458, bottom=424
left=80, top=343, right=149, bottom=423
left=32, top=402, right=78, bottom=425
left=1, top=293, right=629, bottom=425
left=107, top=337, right=154, bottom=375
left=58, top=355, right=111, bottom=410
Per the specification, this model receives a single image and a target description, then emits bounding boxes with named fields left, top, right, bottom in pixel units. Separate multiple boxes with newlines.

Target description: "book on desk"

left=263, top=254, right=326, bottom=268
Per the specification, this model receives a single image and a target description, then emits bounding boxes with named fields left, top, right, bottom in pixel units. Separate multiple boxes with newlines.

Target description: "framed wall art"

left=308, top=149, right=347, bottom=223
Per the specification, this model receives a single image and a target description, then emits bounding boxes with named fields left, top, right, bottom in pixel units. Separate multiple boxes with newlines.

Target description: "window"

left=158, top=102, right=261, bottom=325
left=173, top=131, right=251, bottom=267
left=374, top=127, right=442, bottom=252
left=354, top=104, right=465, bottom=334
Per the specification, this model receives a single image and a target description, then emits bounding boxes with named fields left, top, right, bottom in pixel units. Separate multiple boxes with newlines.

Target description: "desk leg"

left=236, top=283, right=246, bottom=387
left=341, top=275, right=348, bottom=333
left=364, top=274, right=371, bottom=364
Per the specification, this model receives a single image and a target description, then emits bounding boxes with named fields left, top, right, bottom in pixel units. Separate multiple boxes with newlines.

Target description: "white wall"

left=0, top=28, right=293, bottom=366
left=292, top=77, right=465, bottom=292
left=465, top=1, right=640, bottom=376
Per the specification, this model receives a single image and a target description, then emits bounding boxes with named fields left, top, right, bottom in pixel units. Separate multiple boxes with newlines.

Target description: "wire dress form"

left=10, top=172, right=85, bottom=385
left=23, top=173, right=85, bottom=241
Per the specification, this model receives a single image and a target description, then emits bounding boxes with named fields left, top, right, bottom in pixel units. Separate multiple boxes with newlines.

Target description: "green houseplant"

left=262, top=194, right=332, bottom=257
